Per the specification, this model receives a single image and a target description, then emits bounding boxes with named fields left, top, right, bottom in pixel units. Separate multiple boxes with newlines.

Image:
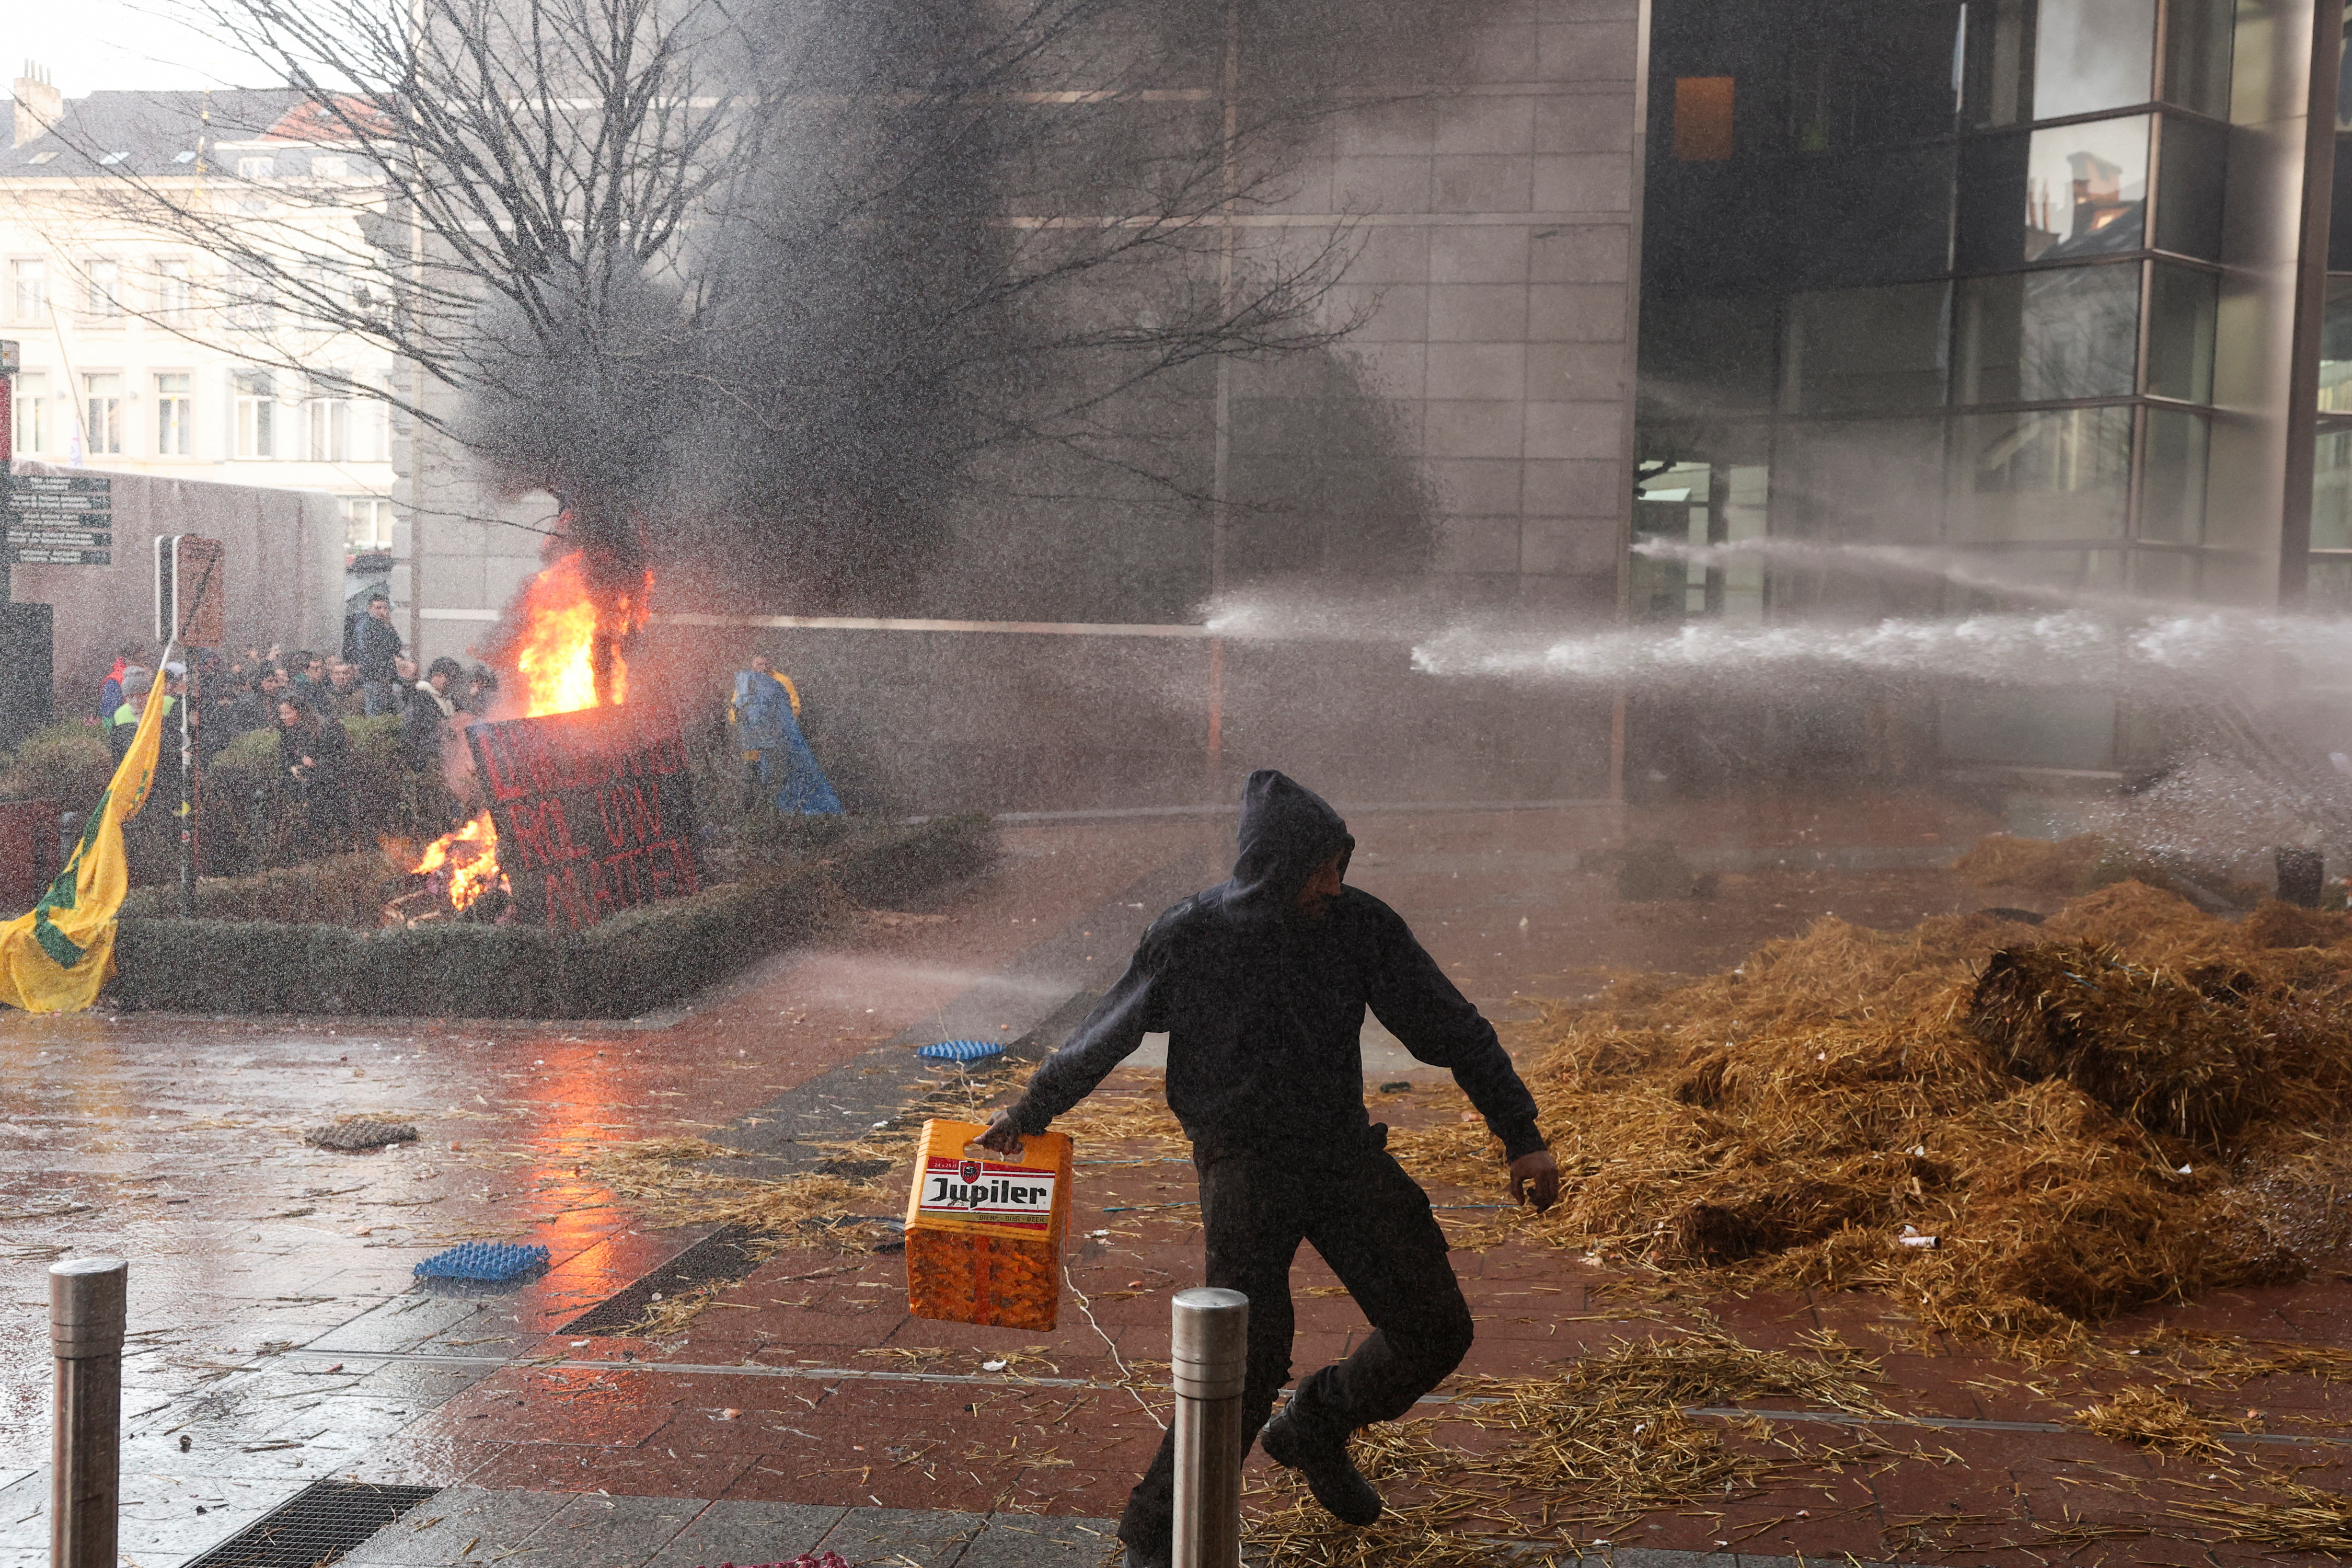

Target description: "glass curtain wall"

left=2308, top=28, right=2352, bottom=598
left=1637, top=0, right=2233, bottom=617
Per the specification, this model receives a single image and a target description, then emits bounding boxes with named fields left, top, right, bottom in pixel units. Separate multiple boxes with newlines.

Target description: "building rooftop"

left=6, top=88, right=338, bottom=180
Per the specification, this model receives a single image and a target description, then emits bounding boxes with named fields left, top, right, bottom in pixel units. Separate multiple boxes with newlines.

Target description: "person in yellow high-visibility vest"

left=0, top=658, right=172, bottom=1012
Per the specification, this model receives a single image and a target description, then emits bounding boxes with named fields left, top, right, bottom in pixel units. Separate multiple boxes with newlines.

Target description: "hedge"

left=105, top=813, right=997, bottom=1018
left=118, top=850, right=407, bottom=926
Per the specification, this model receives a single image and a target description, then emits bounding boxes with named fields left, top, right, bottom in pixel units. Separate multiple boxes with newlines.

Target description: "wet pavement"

left=17, top=793, right=2344, bottom=1566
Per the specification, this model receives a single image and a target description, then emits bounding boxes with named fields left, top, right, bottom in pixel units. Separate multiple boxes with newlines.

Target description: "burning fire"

left=409, top=550, right=651, bottom=914
left=412, top=811, right=498, bottom=909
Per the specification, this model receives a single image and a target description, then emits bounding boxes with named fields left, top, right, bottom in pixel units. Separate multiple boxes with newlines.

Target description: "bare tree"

left=77, top=0, right=1394, bottom=626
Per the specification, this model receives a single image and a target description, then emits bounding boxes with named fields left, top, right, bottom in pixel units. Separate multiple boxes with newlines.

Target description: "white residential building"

left=1, top=71, right=399, bottom=604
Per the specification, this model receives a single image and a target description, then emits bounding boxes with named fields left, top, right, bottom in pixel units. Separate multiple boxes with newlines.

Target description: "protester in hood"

left=981, top=769, right=1560, bottom=1568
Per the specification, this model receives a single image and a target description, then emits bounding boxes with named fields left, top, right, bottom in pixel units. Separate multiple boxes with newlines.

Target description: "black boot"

left=1260, top=1399, right=1383, bottom=1526
left=1122, top=1547, right=1171, bottom=1568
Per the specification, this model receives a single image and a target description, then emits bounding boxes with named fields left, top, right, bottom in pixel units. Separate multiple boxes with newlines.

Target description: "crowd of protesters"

left=90, top=593, right=499, bottom=860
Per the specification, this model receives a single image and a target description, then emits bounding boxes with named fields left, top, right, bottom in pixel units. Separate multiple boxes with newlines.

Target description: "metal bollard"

left=50, top=1258, right=126, bottom=1568
left=1170, top=1287, right=1248, bottom=1568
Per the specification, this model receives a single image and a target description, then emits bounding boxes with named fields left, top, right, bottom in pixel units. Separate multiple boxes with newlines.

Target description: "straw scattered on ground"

left=1383, top=871, right=2352, bottom=1346
left=1243, top=1329, right=1907, bottom=1564
left=585, top=1137, right=889, bottom=1247
left=2066, top=1384, right=2228, bottom=1456
left=2176, top=1476, right=2352, bottom=1555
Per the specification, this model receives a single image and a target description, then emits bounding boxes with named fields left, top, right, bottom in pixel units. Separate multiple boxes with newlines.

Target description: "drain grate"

left=181, top=1480, right=439, bottom=1568
left=559, top=1224, right=767, bottom=1333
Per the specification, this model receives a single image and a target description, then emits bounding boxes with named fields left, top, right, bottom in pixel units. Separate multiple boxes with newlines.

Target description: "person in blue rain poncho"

left=730, top=654, right=843, bottom=815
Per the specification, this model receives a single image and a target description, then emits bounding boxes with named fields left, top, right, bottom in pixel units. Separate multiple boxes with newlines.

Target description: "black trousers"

left=1116, top=1133, right=1475, bottom=1551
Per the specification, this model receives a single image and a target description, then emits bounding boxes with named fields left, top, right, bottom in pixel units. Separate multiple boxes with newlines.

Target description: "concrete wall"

left=10, top=459, right=344, bottom=711
left=1274, top=1, right=1640, bottom=605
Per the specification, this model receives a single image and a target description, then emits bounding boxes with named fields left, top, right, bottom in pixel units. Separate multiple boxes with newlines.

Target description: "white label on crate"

left=918, top=1156, right=1056, bottom=1229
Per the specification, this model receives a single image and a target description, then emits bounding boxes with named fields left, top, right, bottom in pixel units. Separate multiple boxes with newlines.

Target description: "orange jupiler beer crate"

left=904, top=1119, right=1073, bottom=1331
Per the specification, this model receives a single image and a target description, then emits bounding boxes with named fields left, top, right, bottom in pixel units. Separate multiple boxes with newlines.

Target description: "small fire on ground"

left=409, top=550, right=650, bottom=915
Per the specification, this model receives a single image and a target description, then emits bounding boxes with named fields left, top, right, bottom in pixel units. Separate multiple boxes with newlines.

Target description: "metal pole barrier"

left=1170, top=1286, right=1248, bottom=1568
left=50, top=1257, right=125, bottom=1568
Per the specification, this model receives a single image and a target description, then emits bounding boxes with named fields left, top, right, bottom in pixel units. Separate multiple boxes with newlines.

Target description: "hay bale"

left=1964, top=941, right=2270, bottom=1141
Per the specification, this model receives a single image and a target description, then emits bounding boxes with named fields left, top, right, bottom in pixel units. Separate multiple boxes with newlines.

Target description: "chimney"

left=13, top=61, right=60, bottom=150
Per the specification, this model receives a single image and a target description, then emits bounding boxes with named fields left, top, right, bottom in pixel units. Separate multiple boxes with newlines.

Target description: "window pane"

left=156, top=259, right=190, bottom=322
left=1639, top=294, right=1779, bottom=418
left=1957, top=131, right=2031, bottom=270
left=1950, top=406, right=2134, bottom=540
left=155, top=372, right=191, bottom=456
left=2147, top=261, right=2217, bottom=401
left=1673, top=77, right=1735, bottom=161
left=11, top=259, right=44, bottom=321
left=2130, top=547, right=2197, bottom=598
left=2027, top=115, right=2149, bottom=258
left=13, top=371, right=45, bottom=454
left=2140, top=405, right=2207, bottom=541
left=2154, top=114, right=2226, bottom=259
left=1963, top=0, right=2034, bottom=128
left=1954, top=263, right=2139, bottom=402
left=1781, top=281, right=1950, bottom=413
left=2160, top=0, right=2233, bottom=118
left=84, top=374, right=122, bottom=456
left=1774, top=417, right=1949, bottom=545
left=2323, top=278, right=2352, bottom=413
left=2317, top=425, right=2352, bottom=549
left=2033, top=0, right=2155, bottom=120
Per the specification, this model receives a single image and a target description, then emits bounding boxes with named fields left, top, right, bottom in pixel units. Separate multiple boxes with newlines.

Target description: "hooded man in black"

left=981, top=769, right=1559, bottom=1567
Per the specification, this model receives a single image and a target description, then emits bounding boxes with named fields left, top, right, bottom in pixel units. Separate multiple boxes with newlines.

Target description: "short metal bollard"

left=1170, top=1287, right=1248, bottom=1568
left=50, top=1258, right=126, bottom=1568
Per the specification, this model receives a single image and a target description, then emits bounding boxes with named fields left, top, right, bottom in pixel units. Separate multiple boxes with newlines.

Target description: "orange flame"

left=408, top=549, right=651, bottom=914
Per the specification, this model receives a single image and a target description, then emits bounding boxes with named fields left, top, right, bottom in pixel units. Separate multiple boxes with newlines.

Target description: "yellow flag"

left=0, top=681, right=172, bottom=1013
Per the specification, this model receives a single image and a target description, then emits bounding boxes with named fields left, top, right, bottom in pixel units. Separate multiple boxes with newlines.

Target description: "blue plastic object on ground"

left=916, top=1038, right=1005, bottom=1064
left=413, top=1242, right=550, bottom=1282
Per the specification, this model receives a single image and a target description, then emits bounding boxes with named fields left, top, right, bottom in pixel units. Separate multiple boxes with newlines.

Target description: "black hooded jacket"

left=1008, top=770, right=1546, bottom=1163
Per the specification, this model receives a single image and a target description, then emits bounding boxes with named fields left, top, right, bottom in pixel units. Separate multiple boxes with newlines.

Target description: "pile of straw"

left=1395, top=877, right=2352, bottom=1343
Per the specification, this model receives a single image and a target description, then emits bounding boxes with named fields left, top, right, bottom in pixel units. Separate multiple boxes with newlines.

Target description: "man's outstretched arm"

left=1362, top=904, right=1560, bottom=1210
left=976, top=945, right=1161, bottom=1155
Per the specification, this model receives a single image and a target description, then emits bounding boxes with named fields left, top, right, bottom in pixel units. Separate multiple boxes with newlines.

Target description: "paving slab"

left=639, top=1500, right=848, bottom=1568
left=337, top=1484, right=575, bottom=1565
left=813, top=1505, right=983, bottom=1566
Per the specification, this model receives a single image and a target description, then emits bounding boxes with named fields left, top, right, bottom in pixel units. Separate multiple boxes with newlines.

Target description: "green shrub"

left=118, top=850, right=408, bottom=925
left=106, top=813, right=995, bottom=1018
left=1, top=722, right=115, bottom=812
